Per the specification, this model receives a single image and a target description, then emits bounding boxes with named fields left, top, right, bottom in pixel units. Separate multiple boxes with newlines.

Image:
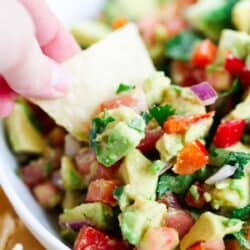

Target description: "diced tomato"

left=189, top=240, right=225, bottom=250
left=93, top=163, right=120, bottom=181
left=138, top=227, right=179, bottom=250
left=20, top=159, right=50, bottom=187
left=100, top=89, right=147, bottom=114
left=74, top=226, right=129, bottom=250
left=213, top=119, right=245, bottom=148
left=164, top=112, right=214, bottom=134
left=158, top=192, right=181, bottom=209
left=137, top=127, right=164, bottom=153
left=192, top=39, right=217, bottom=68
left=185, top=182, right=206, bottom=209
left=86, top=179, right=120, bottom=206
left=33, top=181, right=61, bottom=208
left=174, top=140, right=208, bottom=175
left=239, top=68, right=250, bottom=87
left=112, top=17, right=128, bottom=30
left=224, top=54, right=245, bottom=76
left=165, top=209, right=194, bottom=238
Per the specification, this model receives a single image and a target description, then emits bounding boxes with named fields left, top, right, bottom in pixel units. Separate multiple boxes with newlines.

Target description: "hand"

left=0, top=0, right=80, bottom=117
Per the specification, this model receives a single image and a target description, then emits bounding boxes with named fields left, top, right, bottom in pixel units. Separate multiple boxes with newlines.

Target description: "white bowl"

left=0, top=1, right=105, bottom=249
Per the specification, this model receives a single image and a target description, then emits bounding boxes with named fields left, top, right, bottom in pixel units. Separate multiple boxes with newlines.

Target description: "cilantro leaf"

left=113, top=186, right=124, bottom=200
left=230, top=204, right=250, bottom=220
left=140, top=111, right=152, bottom=124
left=166, top=31, right=202, bottom=61
left=149, top=104, right=176, bottom=126
left=116, top=83, right=135, bottom=94
left=89, top=111, right=115, bottom=151
left=233, top=231, right=250, bottom=250
left=157, top=174, right=194, bottom=197
left=219, top=79, right=241, bottom=98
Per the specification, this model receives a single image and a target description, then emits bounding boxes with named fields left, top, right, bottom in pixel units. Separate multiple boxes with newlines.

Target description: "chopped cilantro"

left=140, top=111, right=152, bottom=124
left=89, top=110, right=115, bottom=151
left=150, top=160, right=165, bottom=174
left=113, top=186, right=124, bottom=200
left=149, top=104, right=176, bottom=126
left=219, top=79, right=241, bottom=98
left=230, top=204, right=250, bottom=220
left=189, top=185, right=200, bottom=201
left=116, top=83, right=135, bottom=94
left=233, top=231, right=250, bottom=250
left=165, top=31, right=202, bottom=61
left=157, top=174, right=194, bottom=197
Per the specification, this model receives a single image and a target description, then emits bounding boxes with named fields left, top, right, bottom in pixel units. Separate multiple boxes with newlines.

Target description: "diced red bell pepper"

left=174, top=140, right=208, bottom=175
left=137, top=127, right=164, bottom=153
left=86, top=179, right=120, bottom=206
left=185, top=182, right=206, bottom=209
left=224, top=54, right=245, bottom=76
left=138, top=227, right=179, bottom=250
left=192, top=39, right=217, bottom=68
left=189, top=240, right=225, bottom=250
left=165, top=209, right=194, bottom=238
left=164, top=112, right=214, bottom=134
left=74, top=226, right=129, bottom=250
left=213, top=119, right=245, bottom=148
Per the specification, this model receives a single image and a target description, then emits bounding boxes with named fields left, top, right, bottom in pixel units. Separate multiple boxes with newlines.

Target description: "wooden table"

left=0, top=188, right=44, bottom=250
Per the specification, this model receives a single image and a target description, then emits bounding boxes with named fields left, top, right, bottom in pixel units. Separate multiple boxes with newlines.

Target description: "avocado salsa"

left=5, top=0, right=250, bottom=249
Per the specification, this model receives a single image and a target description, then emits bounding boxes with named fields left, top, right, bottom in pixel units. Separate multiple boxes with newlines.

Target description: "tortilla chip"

left=32, top=24, right=155, bottom=140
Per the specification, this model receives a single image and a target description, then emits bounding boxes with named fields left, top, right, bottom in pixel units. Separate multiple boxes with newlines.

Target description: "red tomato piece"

left=192, top=39, right=217, bottom=68
left=239, top=68, right=250, bottom=87
left=137, top=127, right=164, bottom=153
left=224, top=54, right=245, bottom=76
left=100, top=89, right=147, bottom=114
left=213, top=119, right=245, bottom=148
left=86, top=179, right=120, bottom=206
left=138, top=227, right=179, bottom=250
left=165, top=209, right=194, bottom=238
left=174, top=140, right=208, bottom=175
left=185, top=182, right=206, bottom=209
left=158, top=192, right=181, bottom=209
left=74, top=226, right=128, bottom=250
left=189, top=240, right=225, bottom=250
left=164, top=112, right=214, bottom=134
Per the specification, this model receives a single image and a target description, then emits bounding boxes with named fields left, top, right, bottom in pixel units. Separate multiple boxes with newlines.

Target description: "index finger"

left=20, top=0, right=80, bottom=62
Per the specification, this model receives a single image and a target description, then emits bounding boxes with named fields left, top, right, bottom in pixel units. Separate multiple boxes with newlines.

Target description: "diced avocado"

left=60, top=156, right=85, bottom=190
left=186, top=0, right=239, bottom=40
left=62, top=190, right=82, bottom=209
left=180, top=212, right=243, bottom=250
left=143, top=72, right=170, bottom=107
left=71, top=21, right=111, bottom=48
left=117, top=150, right=158, bottom=209
left=210, top=176, right=249, bottom=210
left=92, top=107, right=145, bottom=167
left=184, top=118, right=213, bottom=143
left=103, top=0, right=158, bottom=23
left=59, top=202, right=115, bottom=231
left=226, top=92, right=250, bottom=120
left=5, top=102, right=45, bottom=154
left=156, top=134, right=183, bottom=161
left=216, top=29, right=250, bottom=63
left=163, top=86, right=206, bottom=115
left=232, top=0, right=250, bottom=33
left=119, top=199, right=167, bottom=245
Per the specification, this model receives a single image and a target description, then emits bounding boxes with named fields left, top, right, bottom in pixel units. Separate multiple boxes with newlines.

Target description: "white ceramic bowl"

left=0, top=1, right=105, bottom=249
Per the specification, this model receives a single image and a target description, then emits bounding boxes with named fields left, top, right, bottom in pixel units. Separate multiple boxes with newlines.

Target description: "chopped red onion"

left=65, top=221, right=93, bottom=231
left=205, top=165, right=236, bottom=185
left=64, top=134, right=81, bottom=157
left=190, top=82, right=218, bottom=106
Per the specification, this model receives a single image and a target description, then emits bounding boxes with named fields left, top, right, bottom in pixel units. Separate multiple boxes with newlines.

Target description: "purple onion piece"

left=65, top=221, right=93, bottom=231
left=190, top=81, right=218, bottom=106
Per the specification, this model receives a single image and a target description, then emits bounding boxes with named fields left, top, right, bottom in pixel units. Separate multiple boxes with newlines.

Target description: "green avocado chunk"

left=119, top=199, right=167, bottom=245
left=180, top=212, right=243, bottom=250
left=59, top=202, right=115, bottom=231
left=5, top=102, right=45, bottom=154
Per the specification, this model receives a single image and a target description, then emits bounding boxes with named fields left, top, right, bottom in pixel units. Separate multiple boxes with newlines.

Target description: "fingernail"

left=51, top=63, right=71, bottom=97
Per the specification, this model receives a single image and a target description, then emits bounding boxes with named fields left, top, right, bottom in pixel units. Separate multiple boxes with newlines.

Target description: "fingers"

left=20, top=0, right=80, bottom=62
left=0, top=1, right=69, bottom=99
left=0, top=77, right=15, bottom=117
